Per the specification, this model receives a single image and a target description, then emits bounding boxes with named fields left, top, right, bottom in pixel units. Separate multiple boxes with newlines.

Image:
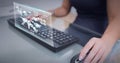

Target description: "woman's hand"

left=79, top=37, right=116, bottom=63
left=48, top=7, right=70, bottom=17
left=48, top=0, right=71, bottom=17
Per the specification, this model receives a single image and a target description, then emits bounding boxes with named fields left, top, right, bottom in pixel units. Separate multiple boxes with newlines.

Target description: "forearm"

left=101, top=0, right=120, bottom=43
left=102, top=19, right=120, bottom=44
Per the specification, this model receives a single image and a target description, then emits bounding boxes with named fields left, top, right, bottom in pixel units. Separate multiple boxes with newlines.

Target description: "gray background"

left=0, top=0, right=62, bottom=17
left=0, top=0, right=76, bottom=17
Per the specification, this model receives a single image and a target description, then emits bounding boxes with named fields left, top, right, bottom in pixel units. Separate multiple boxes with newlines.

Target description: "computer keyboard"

left=8, top=17, right=79, bottom=52
left=39, top=27, right=77, bottom=45
left=36, top=23, right=77, bottom=45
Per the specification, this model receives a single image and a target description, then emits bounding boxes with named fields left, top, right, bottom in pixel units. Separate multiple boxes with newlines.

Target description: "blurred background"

left=0, top=0, right=65, bottom=17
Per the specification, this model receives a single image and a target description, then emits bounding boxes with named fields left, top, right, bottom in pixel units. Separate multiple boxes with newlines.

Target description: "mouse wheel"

left=70, top=54, right=84, bottom=63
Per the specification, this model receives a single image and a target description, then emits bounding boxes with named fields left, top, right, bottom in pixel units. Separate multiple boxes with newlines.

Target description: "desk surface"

left=0, top=16, right=83, bottom=63
left=0, top=15, right=120, bottom=63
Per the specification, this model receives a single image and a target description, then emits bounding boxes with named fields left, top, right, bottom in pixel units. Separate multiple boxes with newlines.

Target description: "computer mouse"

left=70, top=53, right=85, bottom=63
left=70, top=48, right=91, bottom=63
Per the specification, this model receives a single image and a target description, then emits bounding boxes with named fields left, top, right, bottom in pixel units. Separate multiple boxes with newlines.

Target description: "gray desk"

left=1, top=15, right=120, bottom=63
left=0, top=16, right=83, bottom=63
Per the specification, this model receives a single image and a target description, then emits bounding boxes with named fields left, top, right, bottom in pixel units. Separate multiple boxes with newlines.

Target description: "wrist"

left=101, top=33, right=118, bottom=44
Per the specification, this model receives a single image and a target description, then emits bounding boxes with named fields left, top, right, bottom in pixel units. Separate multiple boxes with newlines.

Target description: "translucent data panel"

left=13, top=2, right=97, bottom=49
left=14, top=2, right=55, bottom=46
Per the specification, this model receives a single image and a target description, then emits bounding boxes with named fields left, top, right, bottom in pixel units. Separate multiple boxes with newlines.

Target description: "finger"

left=91, top=48, right=104, bottom=63
left=84, top=43, right=101, bottom=63
left=79, top=37, right=97, bottom=60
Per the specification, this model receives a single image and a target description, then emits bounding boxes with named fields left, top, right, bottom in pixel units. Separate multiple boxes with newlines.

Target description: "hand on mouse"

left=79, top=37, right=116, bottom=63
